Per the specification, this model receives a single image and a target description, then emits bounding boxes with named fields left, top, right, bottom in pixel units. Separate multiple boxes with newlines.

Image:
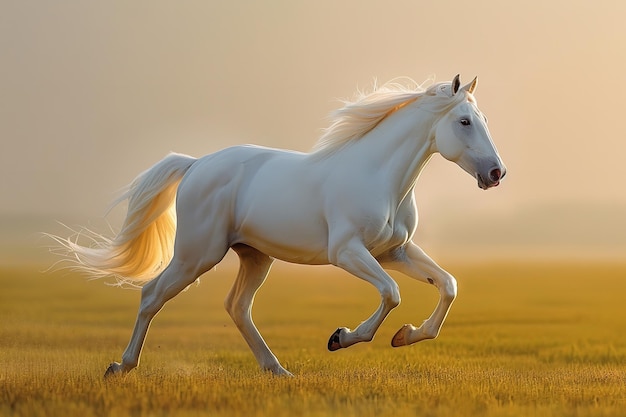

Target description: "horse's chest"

left=363, top=209, right=417, bottom=256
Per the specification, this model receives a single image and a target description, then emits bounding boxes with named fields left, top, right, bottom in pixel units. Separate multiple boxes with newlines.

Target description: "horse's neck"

left=328, top=107, right=436, bottom=199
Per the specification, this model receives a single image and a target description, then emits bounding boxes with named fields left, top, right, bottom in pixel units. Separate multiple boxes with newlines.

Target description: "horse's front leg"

left=378, top=242, right=457, bottom=347
left=327, top=240, right=401, bottom=351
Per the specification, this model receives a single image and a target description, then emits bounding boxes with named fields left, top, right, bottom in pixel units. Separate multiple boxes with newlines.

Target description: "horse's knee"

left=382, top=282, right=401, bottom=309
left=440, top=274, right=457, bottom=304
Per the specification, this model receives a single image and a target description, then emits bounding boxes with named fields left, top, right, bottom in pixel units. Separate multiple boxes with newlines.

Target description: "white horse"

left=52, top=75, right=505, bottom=377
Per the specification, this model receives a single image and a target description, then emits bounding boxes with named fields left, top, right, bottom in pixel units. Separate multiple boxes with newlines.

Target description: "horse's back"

left=175, top=145, right=331, bottom=264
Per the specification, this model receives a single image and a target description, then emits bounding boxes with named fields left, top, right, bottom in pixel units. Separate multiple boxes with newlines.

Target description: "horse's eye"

left=460, top=118, right=471, bottom=126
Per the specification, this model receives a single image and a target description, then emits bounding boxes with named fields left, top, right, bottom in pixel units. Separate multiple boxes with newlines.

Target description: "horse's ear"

left=451, top=74, right=461, bottom=95
left=462, top=76, right=478, bottom=94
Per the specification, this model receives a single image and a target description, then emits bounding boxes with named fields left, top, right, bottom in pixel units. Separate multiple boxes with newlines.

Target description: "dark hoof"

left=328, top=328, right=343, bottom=351
left=104, top=362, right=122, bottom=379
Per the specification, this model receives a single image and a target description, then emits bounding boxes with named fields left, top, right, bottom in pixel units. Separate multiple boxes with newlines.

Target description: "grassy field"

left=1, top=260, right=626, bottom=416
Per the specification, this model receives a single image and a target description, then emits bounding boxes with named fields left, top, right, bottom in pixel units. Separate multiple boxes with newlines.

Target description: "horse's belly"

left=234, top=214, right=330, bottom=264
left=239, top=237, right=330, bottom=265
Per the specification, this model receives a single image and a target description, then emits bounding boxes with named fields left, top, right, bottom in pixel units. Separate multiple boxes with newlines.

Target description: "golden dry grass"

left=1, top=261, right=626, bottom=416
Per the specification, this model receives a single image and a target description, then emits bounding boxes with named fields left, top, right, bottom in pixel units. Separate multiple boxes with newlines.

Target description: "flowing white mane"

left=312, top=78, right=454, bottom=156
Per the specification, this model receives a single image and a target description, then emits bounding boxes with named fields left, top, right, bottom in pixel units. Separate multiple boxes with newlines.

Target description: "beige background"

left=2, top=1, right=625, bottom=264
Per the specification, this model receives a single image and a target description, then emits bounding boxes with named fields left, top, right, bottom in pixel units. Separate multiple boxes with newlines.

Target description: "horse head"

left=433, top=75, right=506, bottom=190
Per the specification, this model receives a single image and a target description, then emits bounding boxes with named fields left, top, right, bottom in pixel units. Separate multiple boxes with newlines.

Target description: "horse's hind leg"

left=105, top=254, right=225, bottom=378
left=225, top=244, right=291, bottom=376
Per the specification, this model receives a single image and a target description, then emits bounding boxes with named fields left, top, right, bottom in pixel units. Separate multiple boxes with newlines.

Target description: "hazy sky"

left=2, top=1, right=625, bottom=260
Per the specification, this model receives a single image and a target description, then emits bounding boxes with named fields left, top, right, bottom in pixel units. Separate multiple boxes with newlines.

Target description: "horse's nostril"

left=489, top=168, right=501, bottom=182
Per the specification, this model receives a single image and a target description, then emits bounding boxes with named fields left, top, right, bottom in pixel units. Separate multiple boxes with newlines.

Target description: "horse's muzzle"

left=477, top=166, right=506, bottom=190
